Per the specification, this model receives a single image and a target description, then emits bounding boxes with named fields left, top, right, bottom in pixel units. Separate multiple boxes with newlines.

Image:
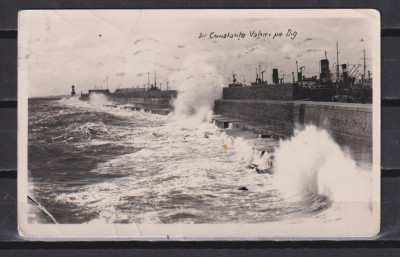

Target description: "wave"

left=49, top=79, right=374, bottom=226
left=272, top=125, right=371, bottom=203
left=214, top=123, right=373, bottom=224
left=168, top=54, right=224, bottom=124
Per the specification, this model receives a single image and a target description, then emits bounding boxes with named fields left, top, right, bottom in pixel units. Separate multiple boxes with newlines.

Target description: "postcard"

left=18, top=9, right=380, bottom=239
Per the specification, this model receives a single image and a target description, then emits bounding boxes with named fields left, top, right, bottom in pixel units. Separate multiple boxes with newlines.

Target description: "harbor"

left=75, top=45, right=373, bottom=164
left=21, top=10, right=379, bottom=238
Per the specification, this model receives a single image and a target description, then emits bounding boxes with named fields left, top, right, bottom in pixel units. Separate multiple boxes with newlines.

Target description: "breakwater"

left=80, top=90, right=177, bottom=115
left=223, top=83, right=336, bottom=102
left=110, top=97, right=172, bottom=108
left=213, top=99, right=372, bottom=163
left=224, top=83, right=298, bottom=101
left=104, top=104, right=171, bottom=115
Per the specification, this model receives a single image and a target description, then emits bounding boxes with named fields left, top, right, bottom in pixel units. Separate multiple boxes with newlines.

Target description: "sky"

left=18, top=10, right=376, bottom=97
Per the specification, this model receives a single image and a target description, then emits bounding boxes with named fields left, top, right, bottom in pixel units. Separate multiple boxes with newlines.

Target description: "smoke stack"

left=319, top=59, right=330, bottom=84
left=341, top=64, right=348, bottom=83
left=272, top=69, right=279, bottom=84
left=297, top=72, right=302, bottom=83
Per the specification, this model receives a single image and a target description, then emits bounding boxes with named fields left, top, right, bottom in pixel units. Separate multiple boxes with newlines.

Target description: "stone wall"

left=79, top=90, right=177, bottom=108
left=222, top=84, right=297, bottom=101
left=298, top=102, right=372, bottom=139
left=222, top=85, right=345, bottom=102
left=110, top=97, right=172, bottom=108
left=112, top=90, right=177, bottom=99
left=214, top=99, right=372, bottom=140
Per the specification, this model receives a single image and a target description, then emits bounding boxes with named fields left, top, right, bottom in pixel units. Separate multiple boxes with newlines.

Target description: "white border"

left=17, top=9, right=381, bottom=240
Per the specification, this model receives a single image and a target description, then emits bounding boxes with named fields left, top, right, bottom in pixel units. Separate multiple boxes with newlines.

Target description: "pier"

left=105, top=104, right=172, bottom=115
left=80, top=88, right=176, bottom=115
left=213, top=99, right=372, bottom=164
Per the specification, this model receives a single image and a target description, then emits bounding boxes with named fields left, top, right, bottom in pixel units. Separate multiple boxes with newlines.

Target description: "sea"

left=27, top=94, right=374, bottom=226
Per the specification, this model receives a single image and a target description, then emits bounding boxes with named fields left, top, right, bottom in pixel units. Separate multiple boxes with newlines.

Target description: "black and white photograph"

left=18, top=9, right=380, bottom=239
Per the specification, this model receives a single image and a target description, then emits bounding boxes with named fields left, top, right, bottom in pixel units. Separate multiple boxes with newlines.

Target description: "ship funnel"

left=272, top=69, right=279, bottom=84
left=297, top=72, right=302, bottom=83
left=341, top=64, right=348, bottom=85
left=319, top=59, right=330, bottom=84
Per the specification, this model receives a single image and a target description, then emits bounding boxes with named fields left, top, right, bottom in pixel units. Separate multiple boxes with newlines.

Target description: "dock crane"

left=349, top=64, right=361, bottom=76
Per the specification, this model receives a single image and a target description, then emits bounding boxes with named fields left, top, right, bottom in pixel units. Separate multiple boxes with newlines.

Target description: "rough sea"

left=28, top=95, right=374, bottom=226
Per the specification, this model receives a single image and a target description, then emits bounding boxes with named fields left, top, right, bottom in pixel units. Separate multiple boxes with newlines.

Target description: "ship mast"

left=363, top=49, right=366, bottom=86
left=336, top=40, right=340, bottom=82
left=147, top=72, right=150, bottom=89
left=256, top=68, right=259, bottom=81
left=281, top=70, right=286, bottom=83
left=154, top=70, right=157, bottom=89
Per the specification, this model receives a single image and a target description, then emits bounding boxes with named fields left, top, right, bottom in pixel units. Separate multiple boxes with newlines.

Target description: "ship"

left=213, top=43, right=374, bottom=162
left=226, top=42, right=372, bottom=104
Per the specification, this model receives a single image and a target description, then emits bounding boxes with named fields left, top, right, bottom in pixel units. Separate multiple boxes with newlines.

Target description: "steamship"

left=227, top=45, right=372, bottom=103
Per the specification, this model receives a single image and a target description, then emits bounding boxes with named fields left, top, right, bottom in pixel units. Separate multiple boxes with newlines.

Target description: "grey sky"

left=19, top=10, right=375, bottom=97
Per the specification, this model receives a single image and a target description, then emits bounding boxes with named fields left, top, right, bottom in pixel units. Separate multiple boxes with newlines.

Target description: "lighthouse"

left=71, top=85, right=76, bottom=96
